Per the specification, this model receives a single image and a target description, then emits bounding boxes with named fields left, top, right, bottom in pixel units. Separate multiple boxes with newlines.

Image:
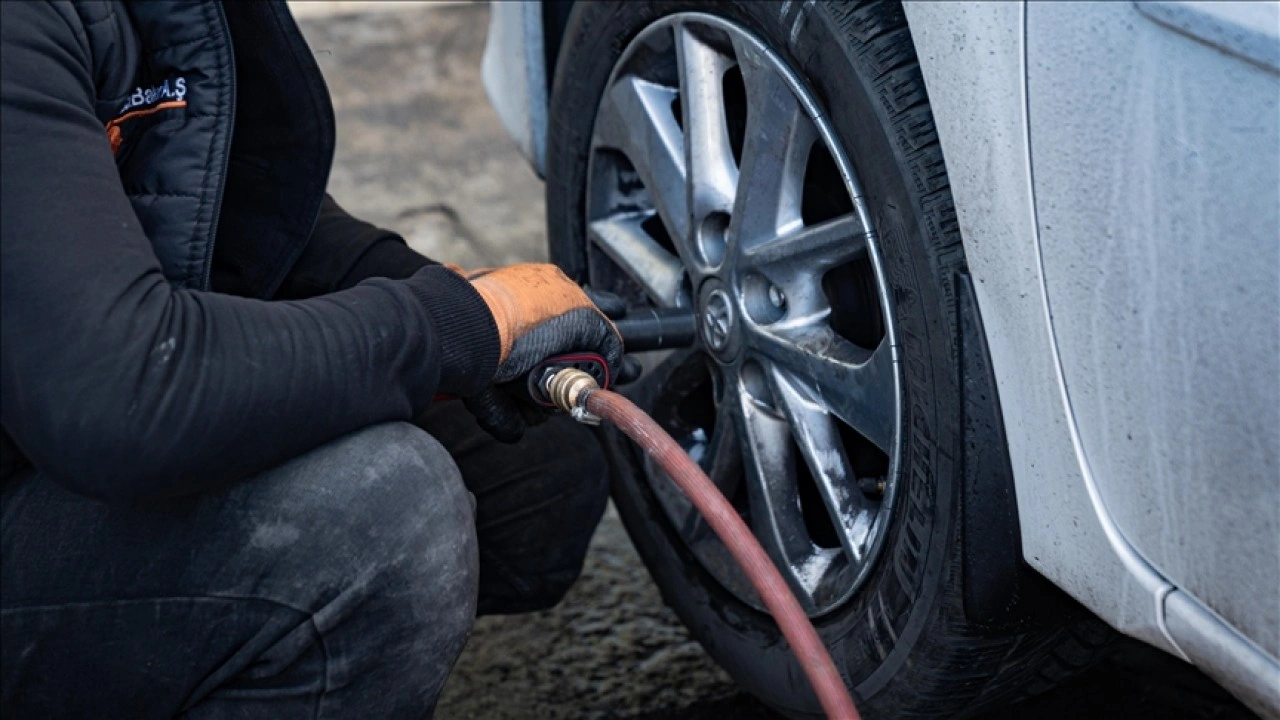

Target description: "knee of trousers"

left=485, top=419, right=610, bottom=613
left=541, top=421, right=610, bottom=568
left=252, top=422, right=480, bottom=671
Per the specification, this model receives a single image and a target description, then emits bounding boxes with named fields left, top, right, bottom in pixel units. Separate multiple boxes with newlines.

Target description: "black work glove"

left=460, top=264, right=625, bottom=443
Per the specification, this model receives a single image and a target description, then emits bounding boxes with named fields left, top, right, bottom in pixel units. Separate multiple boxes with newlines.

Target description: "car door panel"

left=1026, top=0, right=1279, bottom=656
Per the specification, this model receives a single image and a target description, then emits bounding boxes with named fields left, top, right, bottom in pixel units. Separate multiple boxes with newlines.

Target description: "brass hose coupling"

left=543, top=367, right=603, bottom=425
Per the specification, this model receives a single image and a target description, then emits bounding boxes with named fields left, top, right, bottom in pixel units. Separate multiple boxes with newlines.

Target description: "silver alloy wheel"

left=585, top=13, right=902, bottom=617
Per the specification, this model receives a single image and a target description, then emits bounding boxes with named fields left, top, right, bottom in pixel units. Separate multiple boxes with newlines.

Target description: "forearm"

left=2, top=263, right=495, bottom=500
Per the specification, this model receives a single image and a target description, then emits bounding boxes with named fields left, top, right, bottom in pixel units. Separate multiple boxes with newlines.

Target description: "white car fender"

left=481, top=1, right=549, bottom=176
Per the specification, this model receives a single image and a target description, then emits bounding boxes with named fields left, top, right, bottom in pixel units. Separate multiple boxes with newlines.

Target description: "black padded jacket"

left=0, top=0, right=499, bottom=498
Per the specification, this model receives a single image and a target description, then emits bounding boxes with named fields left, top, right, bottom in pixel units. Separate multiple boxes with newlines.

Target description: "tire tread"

left=830, top=3, right=1112, bottom=715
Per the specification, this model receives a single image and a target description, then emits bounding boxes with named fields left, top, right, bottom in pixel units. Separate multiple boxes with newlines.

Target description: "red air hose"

left=576, top=385, right=861, bottom=720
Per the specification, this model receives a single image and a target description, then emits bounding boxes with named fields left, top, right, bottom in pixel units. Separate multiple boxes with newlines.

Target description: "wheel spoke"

left=635, top=348, right=715, bottom=538
left=705, top=395, right=743, bottom=495
left=593, top=75, right=690, bottom=244
left=729, top=369, right=821, bottom=606
left=750, top=329, right=897, bottom=454
left=741, top=213, right=870, bottom=271
left=769, top=367, right=878, bottom=564
left=588, top=212, right=688, bottom=307
left=675, top=23, right=738, bottom=225
left=728, top=37, right=815, bottom=251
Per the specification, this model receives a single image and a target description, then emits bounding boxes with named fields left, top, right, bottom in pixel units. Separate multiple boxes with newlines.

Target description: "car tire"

left=545, top=2, right=1112, bottom=717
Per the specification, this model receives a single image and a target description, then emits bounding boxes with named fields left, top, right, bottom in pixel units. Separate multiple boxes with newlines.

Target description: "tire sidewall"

left=547, top=3, right=963, bottom=715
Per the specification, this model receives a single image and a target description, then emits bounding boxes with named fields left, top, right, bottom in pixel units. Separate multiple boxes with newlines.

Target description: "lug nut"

left=768, top=285, right=787, bottom=309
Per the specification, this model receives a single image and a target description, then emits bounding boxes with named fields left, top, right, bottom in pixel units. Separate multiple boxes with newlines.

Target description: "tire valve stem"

left=859, top=475, right=887, bottom=497
left=542, top=366, right=862, bottom=720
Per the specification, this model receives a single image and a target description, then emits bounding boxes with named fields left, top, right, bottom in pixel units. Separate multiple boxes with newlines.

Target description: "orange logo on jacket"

left=105, top=77, right=188, bottom=153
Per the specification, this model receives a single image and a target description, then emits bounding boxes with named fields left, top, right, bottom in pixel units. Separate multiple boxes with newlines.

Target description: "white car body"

left=482, top=2, right=1280, bottom=714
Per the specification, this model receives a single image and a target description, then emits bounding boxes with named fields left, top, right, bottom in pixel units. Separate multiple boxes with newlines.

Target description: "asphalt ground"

left=295, top=4, right=1258, bottom=718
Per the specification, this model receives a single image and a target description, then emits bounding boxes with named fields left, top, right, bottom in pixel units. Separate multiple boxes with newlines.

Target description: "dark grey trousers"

left=0, top=403, right=609, bottom=719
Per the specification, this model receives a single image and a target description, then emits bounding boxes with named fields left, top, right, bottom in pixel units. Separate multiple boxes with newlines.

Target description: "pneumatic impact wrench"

left=523, top=305, right=697, bottom=408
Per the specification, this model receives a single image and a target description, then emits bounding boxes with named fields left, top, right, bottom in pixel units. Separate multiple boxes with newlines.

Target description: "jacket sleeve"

left=0, top=2, right=498, bottom=501
left=273, top=194, right=433, bottom=300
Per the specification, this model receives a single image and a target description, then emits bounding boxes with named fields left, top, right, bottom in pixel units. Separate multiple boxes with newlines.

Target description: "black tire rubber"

left=545, top=2, right=1112, bottom=717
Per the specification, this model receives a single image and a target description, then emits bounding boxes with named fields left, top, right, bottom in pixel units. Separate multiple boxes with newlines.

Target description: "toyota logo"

left=702, top=289, right=734, bottom=351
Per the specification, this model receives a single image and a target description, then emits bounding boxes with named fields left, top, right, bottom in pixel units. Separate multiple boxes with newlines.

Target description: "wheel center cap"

left=698, top=279, right=740, bottom=360
left=703, top=290, right=733, bottom=350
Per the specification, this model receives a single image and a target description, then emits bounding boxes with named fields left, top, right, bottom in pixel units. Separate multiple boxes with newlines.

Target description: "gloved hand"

left=462, top=264, right=623, bottom=442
